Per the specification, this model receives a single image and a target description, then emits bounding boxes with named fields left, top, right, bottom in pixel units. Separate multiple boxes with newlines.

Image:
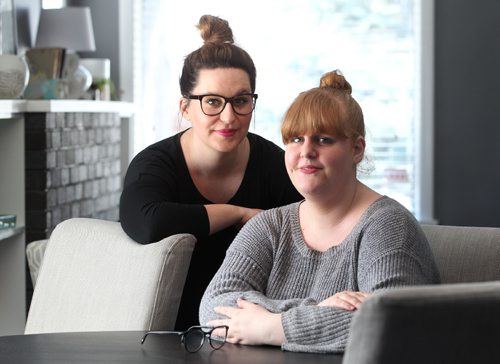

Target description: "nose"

left=300, top=138, right=317, bottom=159
left=219, top=101, right=237, bottom=124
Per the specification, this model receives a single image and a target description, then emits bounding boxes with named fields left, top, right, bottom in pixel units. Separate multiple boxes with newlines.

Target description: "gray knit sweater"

left=199, top=196, right=440, bottom=353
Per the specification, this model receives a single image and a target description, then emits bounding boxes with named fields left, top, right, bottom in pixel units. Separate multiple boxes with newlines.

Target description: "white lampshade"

left=35, top=7, right=96, bottom=51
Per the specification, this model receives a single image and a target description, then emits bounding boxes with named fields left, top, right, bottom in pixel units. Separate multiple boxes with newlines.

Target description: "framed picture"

left=0, top=0, right=18, bottom=54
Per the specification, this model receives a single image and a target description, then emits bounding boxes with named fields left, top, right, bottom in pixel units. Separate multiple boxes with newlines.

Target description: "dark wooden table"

left=0, top=331, right=344, bottom=363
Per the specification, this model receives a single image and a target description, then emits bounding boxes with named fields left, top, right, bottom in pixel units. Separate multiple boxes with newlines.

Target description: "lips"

left=298, top=165, right=321, bottom=174
left=216, top=129, right=237, bottom=137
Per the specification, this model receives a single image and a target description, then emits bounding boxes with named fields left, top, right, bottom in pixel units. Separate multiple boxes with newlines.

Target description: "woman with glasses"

left=119, top=15, right=301, bottom=330
left=199, top=70, right=440, bottom=353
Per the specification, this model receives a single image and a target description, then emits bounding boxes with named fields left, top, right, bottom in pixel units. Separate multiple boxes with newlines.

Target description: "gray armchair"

left=25, top=218, right=196, bottom=335
left=343, top=224, right=500, bottom=364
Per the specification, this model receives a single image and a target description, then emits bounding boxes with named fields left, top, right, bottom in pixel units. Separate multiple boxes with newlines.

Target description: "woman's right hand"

left=238, top=207, right=263, bottom=227
left=205, top=204, right=263, bottom=235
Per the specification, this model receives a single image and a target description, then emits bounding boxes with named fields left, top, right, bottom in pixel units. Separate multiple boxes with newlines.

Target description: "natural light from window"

left=136, top=0, right=431, bottom=220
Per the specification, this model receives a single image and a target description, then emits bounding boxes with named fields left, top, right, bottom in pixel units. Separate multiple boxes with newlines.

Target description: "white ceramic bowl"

left=0, top=54, right=30, bottom=99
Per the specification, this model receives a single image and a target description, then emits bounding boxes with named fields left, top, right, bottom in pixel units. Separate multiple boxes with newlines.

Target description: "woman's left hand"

left=318, top=291, right=370, bottom=311
left=207, top=298, right=286, bottom=346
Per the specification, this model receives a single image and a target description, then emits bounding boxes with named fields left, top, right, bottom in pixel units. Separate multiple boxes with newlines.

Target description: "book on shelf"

left=25, top=48, right=65, bottom=80
left=0, top=214, right=16, bottom=229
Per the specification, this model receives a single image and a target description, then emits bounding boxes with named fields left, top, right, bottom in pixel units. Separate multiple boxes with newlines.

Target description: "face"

left=284, top=133, right=365, bottom=199
left=181, top=68, right=253, bottom=153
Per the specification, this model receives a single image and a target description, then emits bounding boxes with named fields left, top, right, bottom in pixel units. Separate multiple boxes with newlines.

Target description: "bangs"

left=281, top=89, right=348, bottom=144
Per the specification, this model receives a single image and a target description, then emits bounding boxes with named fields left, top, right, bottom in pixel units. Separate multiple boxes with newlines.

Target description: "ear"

left=179, top=97, right=190, bottom=121
left=352, top=136, right=365, bottom=164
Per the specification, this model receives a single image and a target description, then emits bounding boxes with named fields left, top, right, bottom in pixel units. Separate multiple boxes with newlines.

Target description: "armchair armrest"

left=26, top=238, right=49, bottom=286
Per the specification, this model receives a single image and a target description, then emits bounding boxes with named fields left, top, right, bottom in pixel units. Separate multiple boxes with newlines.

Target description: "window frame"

left=415, top=0, right=436, bottom=223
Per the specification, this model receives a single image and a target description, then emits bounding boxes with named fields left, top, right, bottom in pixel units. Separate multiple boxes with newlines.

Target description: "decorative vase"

left=79, top=58, right=111, bottom=100
left=66, top=64, right=93, bottom=99
left=0, top=54, right=30, bottom=99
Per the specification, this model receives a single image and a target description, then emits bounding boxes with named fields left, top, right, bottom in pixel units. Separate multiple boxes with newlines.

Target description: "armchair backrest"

left=25, top=218, right=196, bottom=335
left=421, top=224, right=500, bottom=283
left=343, top=280, right=500, bottom=364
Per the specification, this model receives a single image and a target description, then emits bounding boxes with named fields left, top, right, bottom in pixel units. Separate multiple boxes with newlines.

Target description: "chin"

left=295, top=181, right=329, bottom=198
left=211, top=140, right=240, bottom=153
left=212, top=134, right=245, bottom=152
left=299, top=190, right=316, bottom=198
left=291, top=177, right=317, bottom=192
left=293, top=185, right=316, bottom=196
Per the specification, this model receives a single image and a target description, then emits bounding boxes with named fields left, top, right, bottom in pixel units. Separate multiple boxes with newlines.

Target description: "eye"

left=289, top=136, right=303, bottom=144
left=204, top=96, right=223, bottom=107
left=232, top=95, right=251, bottom=106
left=316, top=136, right=335, bottom=145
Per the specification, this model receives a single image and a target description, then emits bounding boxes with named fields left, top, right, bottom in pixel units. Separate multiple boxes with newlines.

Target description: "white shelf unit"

left=0, top=100, right=134, bottom=336
left=0, top=99, right=135, bottom=118
left=0, top=115, right=26, bottom=336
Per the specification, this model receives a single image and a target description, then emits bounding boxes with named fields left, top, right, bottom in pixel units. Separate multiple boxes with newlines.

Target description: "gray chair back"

left=343, top=281, right=500, bottom=364
left=421, top=224, right=500, bottom=283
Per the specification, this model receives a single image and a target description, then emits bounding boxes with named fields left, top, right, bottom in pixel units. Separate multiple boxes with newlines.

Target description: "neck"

left=182, top=129, right=248, bottom=177
left=302, top=181, right=361, bottom=227
left=299, top=182, right=382, bottom=250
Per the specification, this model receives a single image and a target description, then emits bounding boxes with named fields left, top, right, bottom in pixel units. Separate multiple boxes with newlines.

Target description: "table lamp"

left=35, top=7, right=96, bottom=52
left=31, top=6, right=96, bottom=99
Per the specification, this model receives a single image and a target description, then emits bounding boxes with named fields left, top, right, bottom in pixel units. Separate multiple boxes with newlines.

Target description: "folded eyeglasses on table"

left=141, top=325, right=229, bottom=353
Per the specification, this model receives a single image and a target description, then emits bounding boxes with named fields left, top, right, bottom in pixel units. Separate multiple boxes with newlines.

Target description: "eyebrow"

left=199, top=90, right=253, bottom=97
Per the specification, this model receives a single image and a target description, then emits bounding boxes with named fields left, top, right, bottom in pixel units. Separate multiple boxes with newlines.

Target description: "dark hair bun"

left=319, top=70, right=352, bottom=94
left=198, top=15, right=234, bottom=45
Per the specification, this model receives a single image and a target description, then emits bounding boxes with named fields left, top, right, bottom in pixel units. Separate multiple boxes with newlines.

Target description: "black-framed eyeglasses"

left=141, top=325, right=229, bottom=353
left=187, top=93, right=258, bottom=116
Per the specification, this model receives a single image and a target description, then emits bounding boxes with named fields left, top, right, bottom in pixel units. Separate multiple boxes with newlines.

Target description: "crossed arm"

left=120, top=172, right=263, bottom=243
left=198, top=236, right=377, bottom=354
left=199, top=244, right=434, bottom=353
left=207, top=291, right=369, bottom=346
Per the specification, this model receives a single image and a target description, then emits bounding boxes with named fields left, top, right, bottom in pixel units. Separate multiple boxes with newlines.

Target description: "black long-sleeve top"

left=119, top=130, right=302, bottom=329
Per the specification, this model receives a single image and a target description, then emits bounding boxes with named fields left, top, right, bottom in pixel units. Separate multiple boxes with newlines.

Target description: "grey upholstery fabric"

left=25, top=218, right=196, bottom=334
left=344, top=225, right=500, bottom=364
left=343, top=281, right=500, bottom=364
left=421, top=224, right=500, bottom=283
left=26, top=239, right=49, bottom=286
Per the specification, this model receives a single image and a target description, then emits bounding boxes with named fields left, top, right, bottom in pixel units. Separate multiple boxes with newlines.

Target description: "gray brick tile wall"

left=25, top=112, right=122, bottom=243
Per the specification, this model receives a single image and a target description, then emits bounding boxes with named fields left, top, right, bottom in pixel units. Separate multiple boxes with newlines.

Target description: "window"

left=134, top=0, right=434, bottom=222
left=41, top=0, right=65, bottom=9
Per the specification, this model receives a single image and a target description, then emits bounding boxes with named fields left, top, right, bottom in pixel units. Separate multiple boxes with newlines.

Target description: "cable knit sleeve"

left=199, top=205, right=314, bottom=325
